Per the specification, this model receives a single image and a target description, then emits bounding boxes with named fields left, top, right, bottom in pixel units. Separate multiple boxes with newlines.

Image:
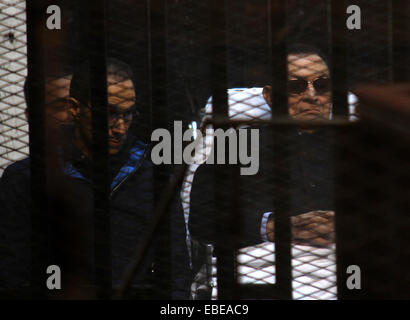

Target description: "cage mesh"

left=0, top=0, right=409, bottom=300
left=0, top=0, right=27, bottom=175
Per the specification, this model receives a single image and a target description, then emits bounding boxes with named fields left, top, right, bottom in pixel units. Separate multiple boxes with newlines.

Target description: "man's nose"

left=302, top=82, right=319, bottom=103
left=112, top=118, right=127, bottom=134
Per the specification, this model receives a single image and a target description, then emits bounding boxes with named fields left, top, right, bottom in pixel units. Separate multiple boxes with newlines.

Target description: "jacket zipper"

left=109, top=147, right=149, bottom=199
left=67, top=146, right=150, bottom=200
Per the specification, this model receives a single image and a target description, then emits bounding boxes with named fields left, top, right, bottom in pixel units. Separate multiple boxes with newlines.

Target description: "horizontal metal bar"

left=201, top=117, right=356, bottom=129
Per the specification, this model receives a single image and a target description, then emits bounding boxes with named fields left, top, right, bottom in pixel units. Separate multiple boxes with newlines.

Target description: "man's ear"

left=262, top=85, right=273, bottom=108
left=67, top=97, right=81, bottom=121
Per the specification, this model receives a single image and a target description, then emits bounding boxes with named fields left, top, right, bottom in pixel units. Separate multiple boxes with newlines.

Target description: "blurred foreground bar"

left=336, top=84, right=410, bottom=299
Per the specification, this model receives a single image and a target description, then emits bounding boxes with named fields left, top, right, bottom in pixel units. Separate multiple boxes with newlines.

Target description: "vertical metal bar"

left=210, top=1, right=228, bottom=121
left=149, top=0, right=172, bottom=298
left=387, top=0, right=394, bottom=83
left=150, top=0, right=168, bottom=133
left=331, top=0, right=349, bottom=300
left=270, top=0, right=292, bottom=300
left=26, top=0, right=48, bottom=295
left=330, top=0, right=348, bottom=117
left=210, top=0, right=237, bottom=300
left=86, top=0, right=111, bottom=297
left=146, top=0, right=153, bottom=136
left=392, top=0, right=409, bottom=82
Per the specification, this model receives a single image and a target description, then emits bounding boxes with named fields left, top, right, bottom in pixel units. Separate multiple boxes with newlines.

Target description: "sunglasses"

left=82, top=103, right=137, bottom=123
left=108, top=106, right=138, bottom=125
left=288, top=77, right=331, bottom=95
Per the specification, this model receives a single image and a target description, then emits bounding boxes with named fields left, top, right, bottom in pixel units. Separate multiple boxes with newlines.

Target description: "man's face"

left=287, top=53, right=331, bottom=121
left=106, top=75, right=136, bottom=154
left=26, top=77, right=73, bottom=127
left=77, top=75, right=136, bottom=155
left=45, top=77, right=72, bottom=127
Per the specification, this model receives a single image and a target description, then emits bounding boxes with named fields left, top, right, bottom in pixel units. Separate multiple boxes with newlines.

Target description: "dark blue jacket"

left=0, top=135, right=191, bottom=299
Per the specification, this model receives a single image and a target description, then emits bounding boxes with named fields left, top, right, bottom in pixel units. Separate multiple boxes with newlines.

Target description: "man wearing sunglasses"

left=0, top=58, right=190, bottom=299
left=263, top=48, right=332, bottom=123
left=190, top=44, right=334, bottom=248
left=188, top=44, right=335, bottom=299
left=261, top=45, right=334, bottom=244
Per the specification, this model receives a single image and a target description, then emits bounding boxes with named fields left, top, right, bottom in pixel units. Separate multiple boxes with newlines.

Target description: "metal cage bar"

left=330, top=0, right=348, bottom=117
left=85, top=0, right=112, bottom=297
left=392, top=0, right=409, bottom=83
left=7, top=0, right=408, bottom=301
left=149, top=0, right=173, bottom=299
left=209, top=0, right=238, bottom=300
left=234, top=0, right=292, bottom=300
left=269, top=0, right=292, bottom=300
left=331, top=0, right=350, bottom=300
left=26, top=0, right=48, bottom=295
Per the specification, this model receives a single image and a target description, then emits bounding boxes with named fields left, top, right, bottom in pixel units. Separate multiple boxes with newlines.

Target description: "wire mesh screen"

left=0, top=0, right=27, bottom=174
left=0, top=0, right=409, bottom=300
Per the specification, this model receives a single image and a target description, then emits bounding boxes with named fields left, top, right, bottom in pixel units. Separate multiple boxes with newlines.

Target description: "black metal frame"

left=330, top=0, right=348, bottom=117
left=150, top=0, right=173, bottom=299
left=269, top=0, right=293, bottom=300
left=392, top=0, right=409, bottom=83
left=26, top=0, right=48, bottom=294
left=209, top=0, right=238, bottom=300
left=19, top=0, right=409, bottom=300
left=86, top=0, right=112, bottom=297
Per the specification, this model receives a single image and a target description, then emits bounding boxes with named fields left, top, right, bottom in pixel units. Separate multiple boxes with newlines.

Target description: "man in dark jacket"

left=0, top=58, right=190, bottom=299
left=188, top=45, right=336, bottom=297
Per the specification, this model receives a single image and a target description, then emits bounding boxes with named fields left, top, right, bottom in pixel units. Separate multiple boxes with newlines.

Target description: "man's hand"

left=292, top=210, right=335, bottom=247
left=266, top=210, right=335, bottom=248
